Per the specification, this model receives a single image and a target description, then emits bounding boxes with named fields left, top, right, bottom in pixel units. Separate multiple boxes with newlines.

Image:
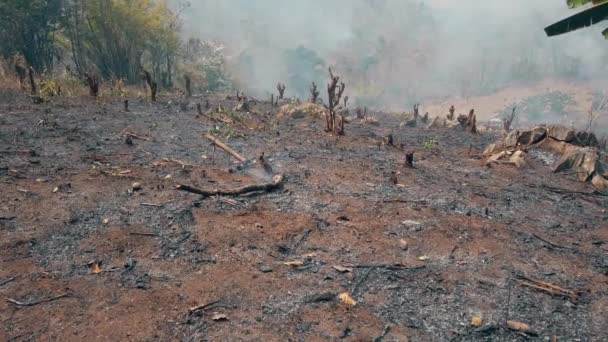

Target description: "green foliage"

left=39, top=78, right=60, bottom=98
left=208, top=123, right=242, bottom=140
left=0, top=0, right=189, bottom=87
left=0, top=0, right=63, bottom=71
left=64, top=0, right=181, bottom=83
left=422, top=137, right=438, bottom=149
left=567, top=0, right=607, bottom=9
left=179, top=38, right=232, bottom=92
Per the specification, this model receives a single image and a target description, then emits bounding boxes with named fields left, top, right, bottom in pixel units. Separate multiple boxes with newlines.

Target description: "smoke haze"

left=182, top=0, right=608, bottom=109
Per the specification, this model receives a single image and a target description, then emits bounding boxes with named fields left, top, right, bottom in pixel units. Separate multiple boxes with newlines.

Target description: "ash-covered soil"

left=0, top=90, right=607, bottom=341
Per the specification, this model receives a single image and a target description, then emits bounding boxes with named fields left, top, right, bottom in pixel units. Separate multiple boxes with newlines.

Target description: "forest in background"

left=0, top=0, right=230, bottom=93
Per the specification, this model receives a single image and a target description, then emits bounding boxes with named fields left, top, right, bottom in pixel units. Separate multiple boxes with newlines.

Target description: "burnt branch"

left=277, top=82, right=286, bottom=100
left=326, top=68, right=346, bottom=134
left=503, top=107, right=516, bottom=132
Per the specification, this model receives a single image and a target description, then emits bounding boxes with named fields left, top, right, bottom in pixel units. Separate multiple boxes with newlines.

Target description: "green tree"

left=63, top=0, right=180, bottom=83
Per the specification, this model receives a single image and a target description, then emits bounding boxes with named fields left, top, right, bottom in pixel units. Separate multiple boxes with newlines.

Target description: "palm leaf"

left=545, top=1, right=608, bottom=37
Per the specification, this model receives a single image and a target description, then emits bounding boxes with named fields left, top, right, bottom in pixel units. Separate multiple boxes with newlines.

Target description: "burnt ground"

left=0, top=89, right=607, bottom=342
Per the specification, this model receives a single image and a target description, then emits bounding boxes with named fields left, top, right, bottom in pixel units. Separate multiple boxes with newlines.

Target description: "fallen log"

left=205, top=133, right=246, bottom=162
left=176, top=174, right=284, bottom=197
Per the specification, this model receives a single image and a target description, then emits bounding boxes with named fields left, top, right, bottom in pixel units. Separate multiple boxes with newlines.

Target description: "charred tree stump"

left=143, top=70, right=157, bottom=102
left=124, top=99, right=129, bottom=112
left=28, top=67, right=37, bottom=95
left=184, top=75, right=192, bottom=97
left=84, top=73, right=99, bottom=97
left=277, top=82, right=286, bottom=100
left=15, top=64, right=27, bottom=91
left=422, top=112, right=429, bottom=124
left=448, top=105, right=455, bottom=121
left=405, top=151, right=414, bottom=168
left=310, top=82, right=320, bottom=103
left=326, top=68, right=346, bottom=133
left=503, top=107, right=516, bottom=132
left=467, top=109, right=477, bottom=134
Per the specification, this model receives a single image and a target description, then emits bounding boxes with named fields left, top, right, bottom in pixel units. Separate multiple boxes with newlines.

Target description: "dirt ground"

left=0, top=89, right=607, bottom=342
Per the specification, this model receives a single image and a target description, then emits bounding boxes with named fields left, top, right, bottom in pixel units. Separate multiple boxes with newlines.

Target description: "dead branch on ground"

left=516, top=275, right=578, bottom=303
left=205, top=133, right=246, bottom=162
left=188, top=300, right=222, bottom=315
left=0, top=276, right=16, bottom=287
left=6, top=293, right=69, bottom=307
left=176, top=174, right=285, bottom=197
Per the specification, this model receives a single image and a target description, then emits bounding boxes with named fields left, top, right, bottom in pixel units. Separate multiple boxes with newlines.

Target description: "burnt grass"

left=0, top=89, right=607, bottom=341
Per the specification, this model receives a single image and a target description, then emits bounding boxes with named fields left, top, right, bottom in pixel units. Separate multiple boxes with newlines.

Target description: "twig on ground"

left=372, top=324, right=391, bottom=342
left=516, top=275, right=578, bottom=303
left=529, top=232, right=572, bottom=250
left=188, top=300, right=222, bottom=315
left=129, top=232, right=158, bottom=237
left=0, top=276, right=17, bottom=287
left=140, top=202, right=164, bottom=208
left=352, top=267, right=374, bottom=296
left=6, top=293, right=69, bottom=307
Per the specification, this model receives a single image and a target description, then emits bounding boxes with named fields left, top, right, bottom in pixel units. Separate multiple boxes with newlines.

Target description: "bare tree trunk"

left=143, top=70, right=157, bottom=102
left=28, top=67, right=37, bottom=95
left=184, top=75, right=192, bottom=97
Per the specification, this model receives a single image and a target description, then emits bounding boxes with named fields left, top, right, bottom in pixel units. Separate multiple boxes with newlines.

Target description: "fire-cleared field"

left=0, top=89, right=607, bottom=341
